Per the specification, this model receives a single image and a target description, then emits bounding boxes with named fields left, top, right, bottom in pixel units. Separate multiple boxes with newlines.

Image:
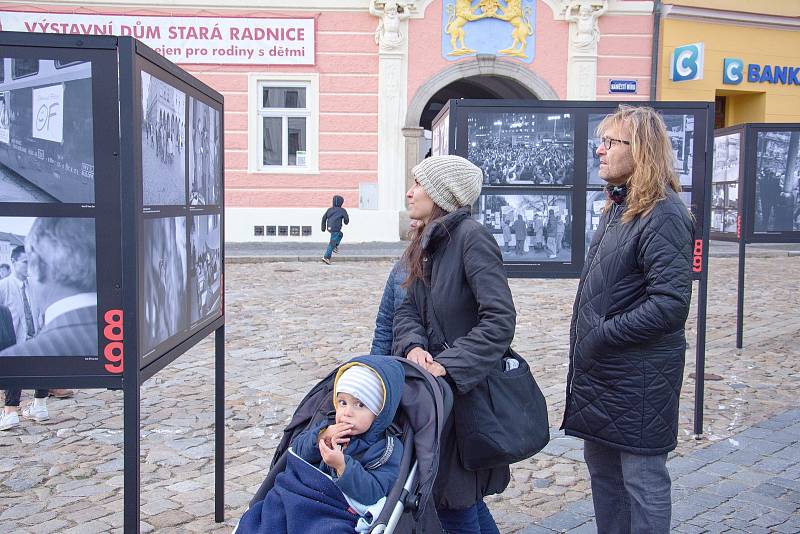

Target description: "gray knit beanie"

left=335, top=365, right=385, bottom=416
left=412, top=155, right=483, bottom=213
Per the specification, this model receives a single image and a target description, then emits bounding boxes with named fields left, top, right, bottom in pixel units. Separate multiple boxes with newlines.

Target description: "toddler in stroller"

left=235, top=355, right=451, bottom=534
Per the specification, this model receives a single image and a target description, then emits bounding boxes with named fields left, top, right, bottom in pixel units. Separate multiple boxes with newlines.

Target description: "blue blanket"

left=237, top=451, right=359, bottom=534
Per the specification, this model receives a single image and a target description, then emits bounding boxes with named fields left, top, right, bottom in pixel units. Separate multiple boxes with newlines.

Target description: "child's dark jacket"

left=321, top=195, right=350, bottom=233
left=292, top=356, right=405, bottom=505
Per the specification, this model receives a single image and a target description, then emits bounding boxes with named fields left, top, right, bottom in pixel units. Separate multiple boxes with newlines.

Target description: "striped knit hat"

left=335, top=365, right=385, bottom=416
left=412, top=155, right=483, bottom=213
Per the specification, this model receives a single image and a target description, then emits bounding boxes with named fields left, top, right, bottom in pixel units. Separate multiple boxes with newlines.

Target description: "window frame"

left=249, top=73, right=319, bottom=174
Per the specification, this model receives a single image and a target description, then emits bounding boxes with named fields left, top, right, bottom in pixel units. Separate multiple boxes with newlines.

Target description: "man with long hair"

left=562, top=105, right=694, bottom=533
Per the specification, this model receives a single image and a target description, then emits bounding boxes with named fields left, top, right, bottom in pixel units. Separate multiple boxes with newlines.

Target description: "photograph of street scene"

left=189, top=98, right=221, bottom=206
left=189, top=213, right=221, bottom=325
left=467, top=111, right=574, bottom=185
left=587, top=112, right=695, bottom=186
left=713, top=132, right=741, bottom=183
left=755, top=131, right=800, bottom=233
left=141, top=70, right=186, bottom=206
left=474, top=192, right=572, bottom=262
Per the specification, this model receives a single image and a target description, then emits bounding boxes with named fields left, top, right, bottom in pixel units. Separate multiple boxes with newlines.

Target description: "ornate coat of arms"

left=441, top=0, right=536, bottom=61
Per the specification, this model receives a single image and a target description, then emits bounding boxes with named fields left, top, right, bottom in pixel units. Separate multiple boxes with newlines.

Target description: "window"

left=252, top=74, right=318, bottom=173
left=12, top=59, right=38, bottom=79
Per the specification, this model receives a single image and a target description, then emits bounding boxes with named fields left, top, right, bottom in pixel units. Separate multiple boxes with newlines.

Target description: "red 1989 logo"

left=692, top=239, right=703, bottom=273
left=103, top=310, right=123, bottom=374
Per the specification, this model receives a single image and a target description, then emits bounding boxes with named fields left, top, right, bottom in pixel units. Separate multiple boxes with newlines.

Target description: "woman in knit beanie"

left=393, top=155, right=516, bottom=532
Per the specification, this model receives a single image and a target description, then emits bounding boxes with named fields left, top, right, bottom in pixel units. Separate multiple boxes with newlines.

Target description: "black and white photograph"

left=712, top=183, right=726, bottom=209
left=189, top=98, right=221, bottom=206
left=755, top=131, right=800, bottom=233
left=473, top=193, right=572, bottom=262
left=467, top=112, right=574, bottom=185
left=142, top=216, right=188, bottom=355
left=0, top=58, right=94, bottom=203
left=663, top=113, right=694, bottom=187
left=0, top=216, right=98, bottom=358
left=189, top=214, right=221, bottom=325
left=585, top=190, right=607, bottom=253
left=711, top=209, right=738, bottom=234
left=713, top=132, right=741, bottom=183
left=587, top=114, right=607, bottom=185
left=141, top=71, right=186, bottom=206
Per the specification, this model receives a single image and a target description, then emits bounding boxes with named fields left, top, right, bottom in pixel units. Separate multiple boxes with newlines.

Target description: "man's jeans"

left=438, top=500, right=500, bottom=534
left=324, top=231, right=343, bottom=259
left=584, top=439, right=672, bottom=534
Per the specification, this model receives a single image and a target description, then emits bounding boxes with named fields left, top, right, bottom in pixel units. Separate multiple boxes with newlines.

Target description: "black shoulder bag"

left=425, top=288, right=550, bottom=471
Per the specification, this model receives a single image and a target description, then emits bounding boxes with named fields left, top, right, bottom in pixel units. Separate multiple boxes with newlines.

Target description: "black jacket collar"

left=421, top=207, right=471, bottom=253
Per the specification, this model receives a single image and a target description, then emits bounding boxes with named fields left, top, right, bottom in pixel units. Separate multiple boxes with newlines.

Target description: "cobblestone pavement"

left=0, top=255, right=799, bottom=533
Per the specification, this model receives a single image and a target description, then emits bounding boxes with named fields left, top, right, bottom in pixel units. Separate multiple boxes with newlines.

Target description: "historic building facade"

left=0, top=0, right=654, bottom=242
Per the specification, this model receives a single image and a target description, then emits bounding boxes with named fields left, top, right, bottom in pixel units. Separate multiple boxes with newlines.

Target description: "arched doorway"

left=402, top=58, right=559, bottom=219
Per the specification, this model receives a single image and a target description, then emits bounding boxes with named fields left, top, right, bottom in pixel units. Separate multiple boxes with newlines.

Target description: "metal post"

left=215, top=325, right=225, bottom=522
left=693, top=271, right=709, bottom=437
left=736, top=235, right=746, bottom=349
left=123, top=375, right=141, bottom=533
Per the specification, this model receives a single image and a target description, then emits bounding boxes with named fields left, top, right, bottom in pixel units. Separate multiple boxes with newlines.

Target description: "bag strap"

left=422, top=283, right=450, bottom=351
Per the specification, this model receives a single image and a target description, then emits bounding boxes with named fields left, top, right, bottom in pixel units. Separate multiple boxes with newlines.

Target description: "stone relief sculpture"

left=370, top=0, right=412, bottom=51
left=562, top=0, right=608, bottom=53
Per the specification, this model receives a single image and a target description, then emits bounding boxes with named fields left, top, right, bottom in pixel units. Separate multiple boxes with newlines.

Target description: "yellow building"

left=657, top=1, right=800, bottom=127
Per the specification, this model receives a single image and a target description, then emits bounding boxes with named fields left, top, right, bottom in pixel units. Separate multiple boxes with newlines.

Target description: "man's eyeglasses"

left=601, top=136, right=631, bottom=150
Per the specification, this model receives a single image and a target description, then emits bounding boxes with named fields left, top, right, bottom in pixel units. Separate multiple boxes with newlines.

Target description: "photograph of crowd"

left=189, top=98, right=221, bottom=206
left=755, top=131, right=800, bottom=233
left=0, top=59, right=95, bottom=203
left=587, top=113, right=695, bottom=186
left=713, top=133, right=741, bottom=183
left=473, top=193, right=572, bottom=262
left=142, top=216, right=188, bottom=356
left=467, top=112, right=574, bottom=185
left=141, top=71, right=186, bottom=206
left=0, top=216, right=98, bottom=358
left=189, top=214, right=221, bottom=325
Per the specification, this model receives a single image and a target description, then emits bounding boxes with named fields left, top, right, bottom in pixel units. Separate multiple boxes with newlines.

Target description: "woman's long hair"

left=597, top=105, right=684, bottom=223
left=401, top=204, right=449, bottom=289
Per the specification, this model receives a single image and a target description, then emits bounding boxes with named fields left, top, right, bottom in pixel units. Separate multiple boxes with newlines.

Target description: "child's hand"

left=319, top=422, right=352, bottom=449
left=319, top=438, right=346, bottom=476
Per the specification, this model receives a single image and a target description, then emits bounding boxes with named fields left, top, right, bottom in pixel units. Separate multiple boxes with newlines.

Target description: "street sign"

left=609, top=79, right=638, bottom=94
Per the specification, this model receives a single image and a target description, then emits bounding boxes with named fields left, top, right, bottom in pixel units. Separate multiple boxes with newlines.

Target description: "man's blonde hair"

left=596, top=105, right=683, bottom=223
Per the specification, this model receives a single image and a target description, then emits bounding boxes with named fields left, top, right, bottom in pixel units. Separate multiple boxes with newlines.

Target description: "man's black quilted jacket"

left=562, top=190, right=693, bottom=455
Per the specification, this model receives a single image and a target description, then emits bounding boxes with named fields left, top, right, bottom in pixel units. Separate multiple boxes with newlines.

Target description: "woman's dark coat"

left=562, top=190, right=693, bottom=455
left=392, top=207, right=516, bottom=509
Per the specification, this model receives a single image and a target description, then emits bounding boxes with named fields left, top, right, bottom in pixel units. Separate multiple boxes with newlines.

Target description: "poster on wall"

left=141, top=70, right=186, bottom=206
left=0, top=216, right=98, bottom=358
left=0, top=58, right=94, bottom=203
left=468, top=111, right=574, bottom=185
left=188, top=98, right=221, bottom=206
left=142, top=216, right=188, bottom=356
left=755, top=131, right=800, bottom=233
left=474, top=192, right=572, bottom=262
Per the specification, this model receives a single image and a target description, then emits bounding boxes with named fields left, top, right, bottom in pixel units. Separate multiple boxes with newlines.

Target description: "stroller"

left=236, top=356, right=453, bottom=534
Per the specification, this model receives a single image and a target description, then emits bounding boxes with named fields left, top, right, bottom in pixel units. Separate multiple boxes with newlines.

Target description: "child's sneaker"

left=22, top=403, right=49, bottom=422
left=0, top=411, right=19, bottom=431
left=333, top=246, right=339, bottom=254
left=321, top=257, right=331, bottom=265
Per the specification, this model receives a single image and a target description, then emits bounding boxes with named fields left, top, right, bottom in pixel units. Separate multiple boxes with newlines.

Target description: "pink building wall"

left=596, top=13, right=654, bottom=100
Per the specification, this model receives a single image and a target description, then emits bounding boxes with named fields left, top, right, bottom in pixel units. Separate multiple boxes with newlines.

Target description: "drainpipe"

left=650, top=0, right=662, bottom=101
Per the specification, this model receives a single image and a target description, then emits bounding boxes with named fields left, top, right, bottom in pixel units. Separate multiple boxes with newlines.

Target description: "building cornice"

left=662, top=4, right=800, bottom=31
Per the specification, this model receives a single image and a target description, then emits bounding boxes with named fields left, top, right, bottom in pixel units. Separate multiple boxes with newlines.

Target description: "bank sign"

left=723, top=57, right=800, bottom=86
left=0, top=12, right=315, bottom=65
left=670, top=42, right=704, bottom=82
